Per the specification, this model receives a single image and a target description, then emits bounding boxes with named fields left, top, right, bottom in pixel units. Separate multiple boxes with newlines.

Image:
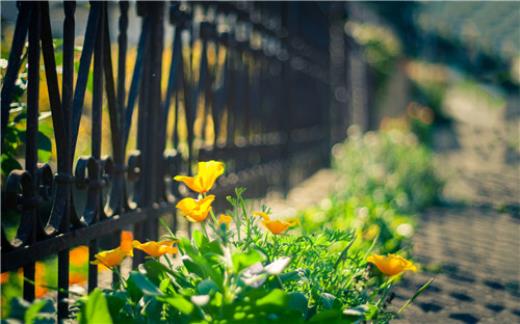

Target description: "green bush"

left=300, top=127, right=442, bottom=255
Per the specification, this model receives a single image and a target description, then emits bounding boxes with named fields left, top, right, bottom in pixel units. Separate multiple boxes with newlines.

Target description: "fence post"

left=134, top=2, right=164, bottom=265
left=328, top=3, right=347, bottom=153
left=280, top=2, right=292, bottom=195
left=22, top=0, right=41, bottom=304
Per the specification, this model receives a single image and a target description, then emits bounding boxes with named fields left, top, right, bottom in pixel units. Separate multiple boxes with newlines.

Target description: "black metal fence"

left=1, top=1, right=357, bottom=320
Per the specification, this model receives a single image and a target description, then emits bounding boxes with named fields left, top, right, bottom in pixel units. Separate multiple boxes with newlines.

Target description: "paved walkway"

left=395, top=93, right=520, bottom=323
left=394, top=206, right=520, bottom=323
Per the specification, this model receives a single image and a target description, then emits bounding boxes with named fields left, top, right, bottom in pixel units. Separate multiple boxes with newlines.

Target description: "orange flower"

left=174, top=161, right=225, bottom=194
left=176, top=195, right=215, bottom=222
left=92, top=247, right=132, bottom=270
left=35, top=262, right=47, bottom=298
left=120, top=230, right=134, bottom=255
left=133, top=240, right=178, bottom=258
left=253, top=212, right=298, bottom=235
left=35, top=285, right=48, bottom=299
left=218, top=214, right=233, bottom=226
left=0, top=272, right=9, bottom=284
left=367, top=254, right=417, bottom=276
left=70, top=246, right=89, bottom=267
left=69, top=272, right=87, bottom=285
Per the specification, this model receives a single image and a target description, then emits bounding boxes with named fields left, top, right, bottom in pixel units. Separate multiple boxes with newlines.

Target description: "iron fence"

left=0, top=1, right=354, bottom=320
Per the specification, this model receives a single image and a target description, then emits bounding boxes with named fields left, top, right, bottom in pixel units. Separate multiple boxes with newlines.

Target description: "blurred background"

left=1, top=1, right=519, bottom=322
left=2, top=2, right=518, bottom=179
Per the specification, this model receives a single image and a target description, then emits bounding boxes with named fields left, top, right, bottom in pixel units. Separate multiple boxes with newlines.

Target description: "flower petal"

left=265, top=257, right=291, bottom=275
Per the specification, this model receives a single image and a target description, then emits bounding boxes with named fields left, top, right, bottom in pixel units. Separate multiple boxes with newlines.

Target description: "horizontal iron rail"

left=1, top=205, right=174, bottom=273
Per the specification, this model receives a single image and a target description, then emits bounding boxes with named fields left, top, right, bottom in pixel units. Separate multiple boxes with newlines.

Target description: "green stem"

left=375, top=279, right=393, bottom=308
left=209, top=208, right=218, bottom=225
left=235, top=208, right=241, bottom=242
left=112, top=265, right=126, bottom=289
left=201, top=221, right=209, bottom=238
left=203, top=192, right=218, bottom=225
left=239, top=199, right=251, bottom=245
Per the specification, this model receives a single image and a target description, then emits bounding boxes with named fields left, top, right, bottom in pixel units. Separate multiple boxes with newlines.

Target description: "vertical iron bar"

left=0, top=3, right=32, bottom=141
left=281, top=3, right=292, bottom=195
left=57, top=1, right=76, bottom=319
left=23, top=1, right=41, bottom=303
left=148, top=2, right=164, bottom=241
left=111, top=0, right=129, bottom=289
left=88, top=2, right=104, bottom=293
left=71, top=5, right=101, bottom=154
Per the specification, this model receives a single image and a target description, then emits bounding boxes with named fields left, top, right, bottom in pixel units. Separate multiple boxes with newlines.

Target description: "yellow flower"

left=253, top=211, right=270, bottom=221
left=133, top=240, right=178, bottom=258
left=253, top=211, right=298, bottom=235
left=174, top=161, right=225, bottom=194
left=367, top=254, right=417, bottom=276
left=363, top=224, right=380, bottom=240
left=176, top=195, right=215, bottom=222
left=218, top=214, right=233, bottom=226
left=92, top=247, right=131, bottom=269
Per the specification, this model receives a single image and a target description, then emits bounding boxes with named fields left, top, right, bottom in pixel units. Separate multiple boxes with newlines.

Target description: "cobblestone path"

left=395, top=93, right=520, bottom=323
left=394, top=207, right=520, bottom=323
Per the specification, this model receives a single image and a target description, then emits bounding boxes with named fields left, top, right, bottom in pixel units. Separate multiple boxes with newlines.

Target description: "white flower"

left=265, top=257, right=291, bottom=275
left=191, top=295, right=210, bottom=306
left=396, top=223, right=414, bottom=237
left=242, top=273, right=267, bottom=288
left=243, top=262, right=264, bottom=276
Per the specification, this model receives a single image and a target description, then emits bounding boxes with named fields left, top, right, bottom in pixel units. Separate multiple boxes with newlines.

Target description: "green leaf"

left=159, top=278, right=172, bottom=293
left=78, top=288, right=113, bottom=324
left=179, top=237, right=199, bottom=259
left=143, top=260, right=171, bottom=285
left=127, top=272, right=163, bottom=298
left=196, top=279, right=219, bottom=295
left=199, top=239, right=223, bottom=256
left=1, top=154, right=22, bottom=176
left=9, top=297, right=30, bottom=320
left=192, top=229, right=208, bottom=249
left=343, top=304, right=369, bottom=317
left=327, top=240, right=349, bottom=253
left=3, top=126, right=22, bottom=153
left=210, top=292, right=223, bottom=308
left=23, top=298, right=55, bottom=323
left=37, top=124, right=53, bottom=162
left=279, top=270, right=304, bottom=283
left=183, top=259, right=206, bottom=278
left=143, top=297, right=163, bottom=322
left=287, top=292, right=308, bottom=314
left=104, top=291, right=127, bottom=322
left=162, top=295, right=194, bottom=315
left=398, top=278, right=434, bottom=313
left=256, top=289, right=287, bottom=307
left=309, top=309, right=344, bottom=322
left=18, top=126, right=53, bottom=162
left=232, top=249, right=264, bottom=273
left=319, top=293, right=337, bottom=309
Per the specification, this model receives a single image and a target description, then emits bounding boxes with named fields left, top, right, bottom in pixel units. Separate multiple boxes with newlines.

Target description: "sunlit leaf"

left=78, top=288, right=113, bottom=324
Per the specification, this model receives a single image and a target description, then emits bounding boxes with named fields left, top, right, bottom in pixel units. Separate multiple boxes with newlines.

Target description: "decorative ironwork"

left=0, top=1, right=351, bottom=320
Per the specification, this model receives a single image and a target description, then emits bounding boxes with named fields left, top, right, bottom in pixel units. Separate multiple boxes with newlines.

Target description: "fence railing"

left=0, top=1, right=354, bottom=320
